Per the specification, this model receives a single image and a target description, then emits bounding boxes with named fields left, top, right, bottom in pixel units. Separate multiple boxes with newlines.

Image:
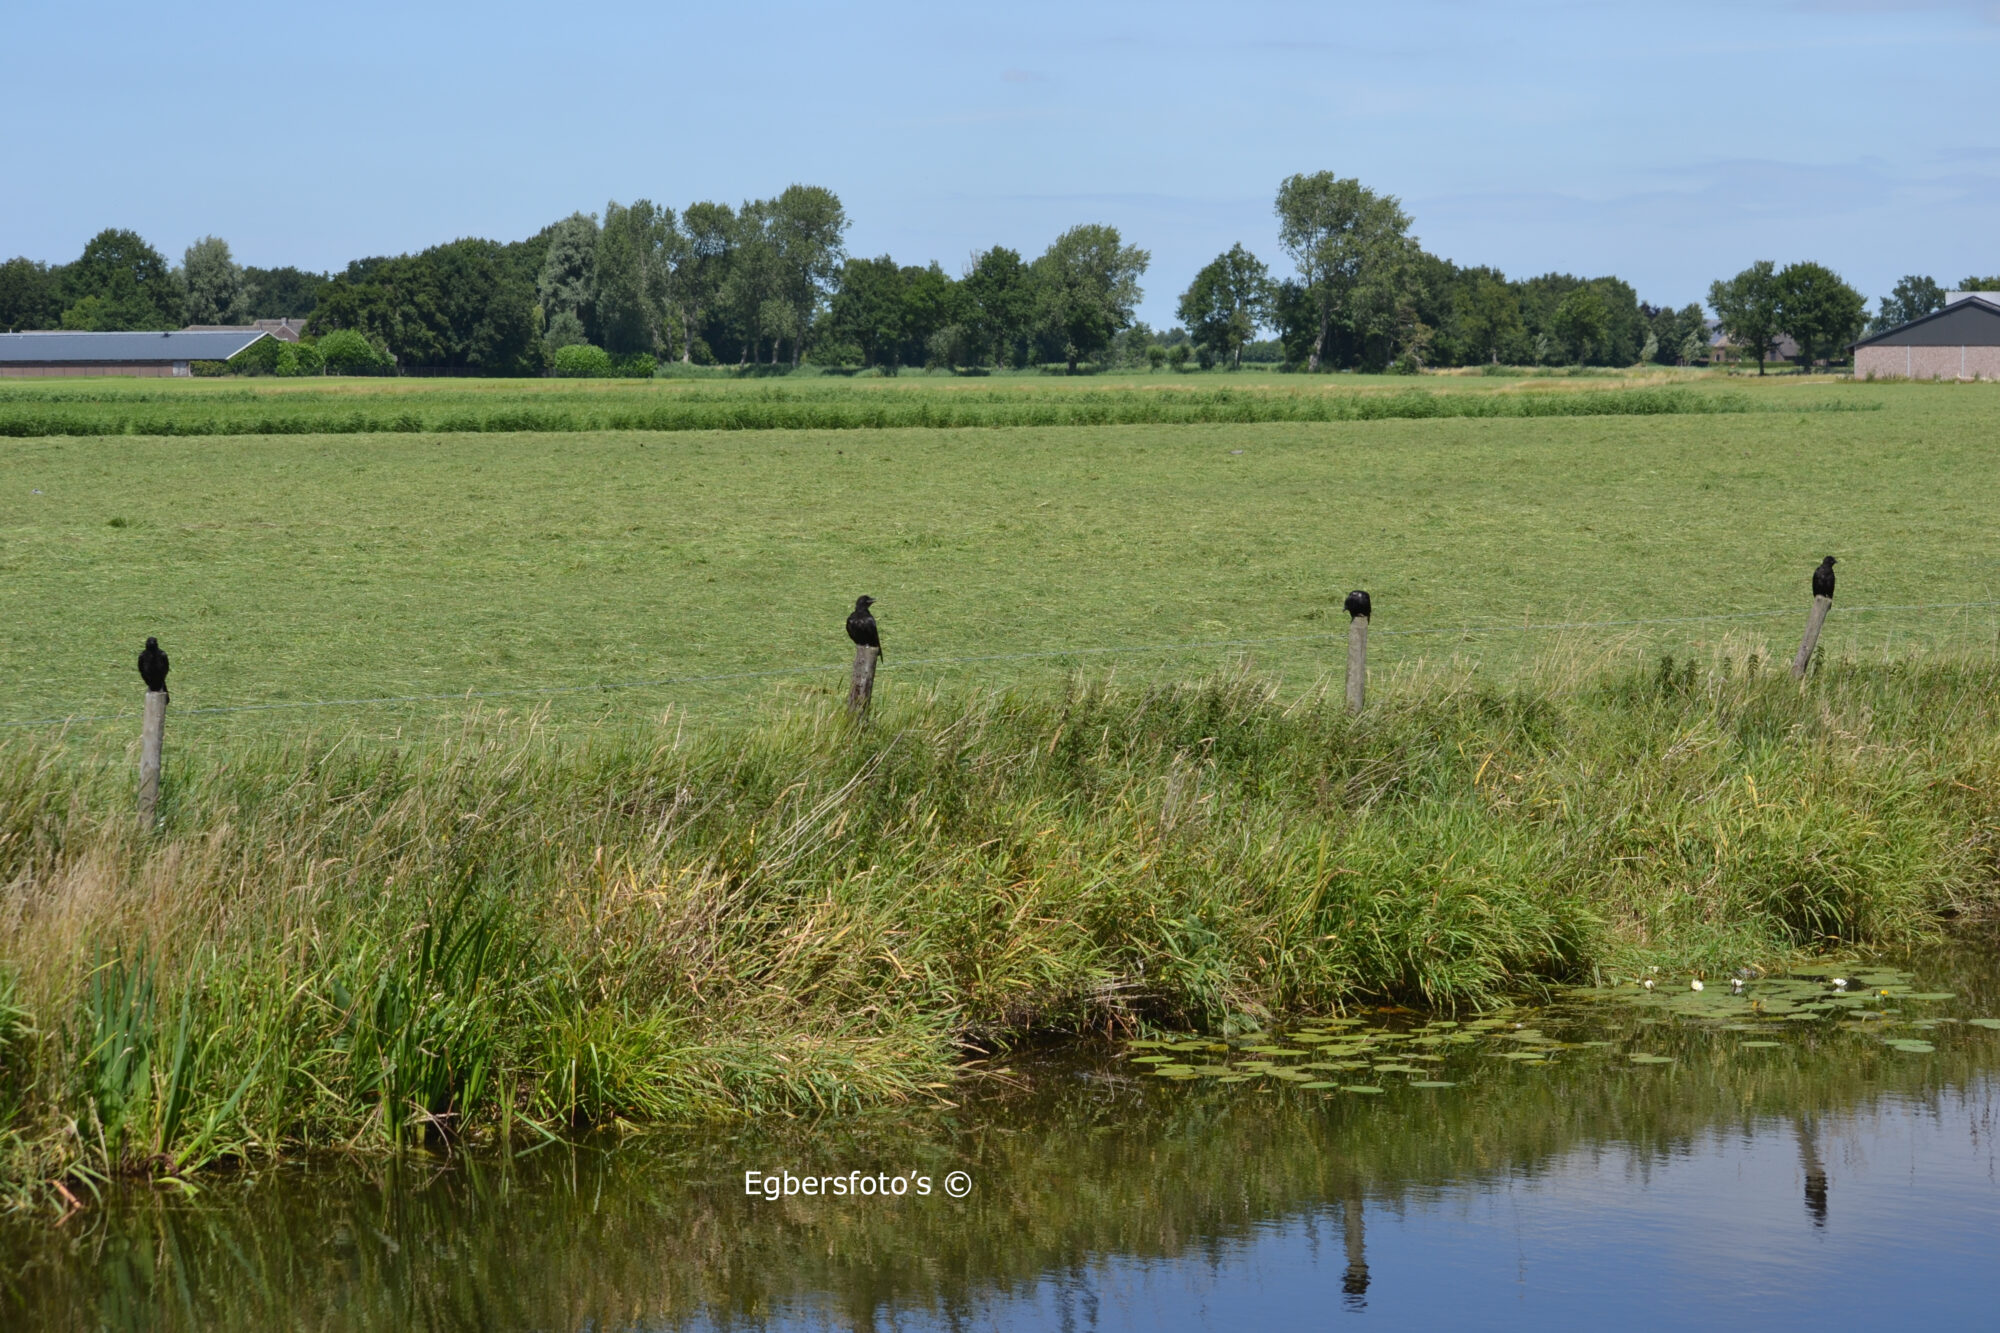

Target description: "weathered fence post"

left=847, top=644, right=879, bottom=717
left=1344, top=590, right=1371, bottom=713
left=138, top=689, right=167, bottom=823
left=1791, top=556, right=1837, bottom=679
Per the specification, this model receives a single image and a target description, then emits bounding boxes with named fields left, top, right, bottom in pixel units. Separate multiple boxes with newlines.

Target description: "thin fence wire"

left=5, top=598, right=1998, bottom=731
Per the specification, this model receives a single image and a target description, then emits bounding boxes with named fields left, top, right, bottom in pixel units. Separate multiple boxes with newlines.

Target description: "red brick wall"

left=1855, top=345, right=2000, bottom=380
left=0, top=363, right=182, bottom=378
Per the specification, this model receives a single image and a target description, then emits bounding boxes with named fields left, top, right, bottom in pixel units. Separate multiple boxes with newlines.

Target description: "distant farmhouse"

left=181, top=318, right=306, bottom=342
left=0, top=329, right=272, bottom=378
left=1853, top=292, right=2000, bottom=381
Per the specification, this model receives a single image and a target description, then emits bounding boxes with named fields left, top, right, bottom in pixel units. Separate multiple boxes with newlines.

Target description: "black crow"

left=1344, top=590, right=1371, bottom=619
left=137, top=636, right=170, bottom=702
left=1812, top=556, right=1836, bottom=600
left=846, top=596, right=883, bottom=658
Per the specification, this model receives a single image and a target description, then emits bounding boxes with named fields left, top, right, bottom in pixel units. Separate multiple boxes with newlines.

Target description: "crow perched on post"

left=1812, top=557, right=1836, bottom=600
left=846, top=596, right=883, bottom=659
left=137, top=636, right=170, bottom=702
left=1344, top=590, right=1371, bottom=619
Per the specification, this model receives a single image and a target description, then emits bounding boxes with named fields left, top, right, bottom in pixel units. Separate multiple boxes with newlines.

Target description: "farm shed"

left=0, top=329, right=271, bottom=378
left=1853, top=294, right=2000, bottom=381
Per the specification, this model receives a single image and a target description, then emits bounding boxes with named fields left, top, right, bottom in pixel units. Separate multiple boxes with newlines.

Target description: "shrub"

left=227, top=337, right=282, bottom=376
left=274, top=340, right=325, bottom=377
left=1146, top=345, right=1166, bottom=371
left=552, top=344, right=612, bottom=378
left=1167, top=344, right=1192, bottom=372
left=317, top=328, right=391, bottom=376
left=189, top=360, right=230, bottom=377
left=610, top=352, right=657, bottom=379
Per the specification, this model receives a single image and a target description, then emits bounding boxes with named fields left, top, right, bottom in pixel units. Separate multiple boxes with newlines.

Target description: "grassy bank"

left=3, top=657, right=1997, bottom=1197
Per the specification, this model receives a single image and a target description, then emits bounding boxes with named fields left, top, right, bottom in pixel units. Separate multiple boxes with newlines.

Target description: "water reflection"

left=6, top=939, right=2000, bottom=1330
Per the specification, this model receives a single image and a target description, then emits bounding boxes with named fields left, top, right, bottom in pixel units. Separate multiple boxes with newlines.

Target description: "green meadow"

left=0, top=372, right=1992, bottom=738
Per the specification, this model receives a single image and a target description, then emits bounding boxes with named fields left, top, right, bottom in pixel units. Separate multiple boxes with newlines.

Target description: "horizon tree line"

left=2, top=177, right=1992, bottom=374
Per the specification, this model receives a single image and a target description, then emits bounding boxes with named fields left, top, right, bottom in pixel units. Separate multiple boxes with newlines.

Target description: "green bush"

left=316, top=328, right=391, bottom=376
left=552, top=344, right=612, bottom=378
left=610, top=352, right=657, bottom=379
left=226, top=337, right=282, bottom=376
left=274, top=341, right=325, bottom=377
left=189, top=360, right=230, bottom=377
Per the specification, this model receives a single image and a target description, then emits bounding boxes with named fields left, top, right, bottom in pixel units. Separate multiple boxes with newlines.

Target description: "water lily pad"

left=1192, top=1065, right=1236, bottom=1076
left=1737, top=1041, right=1783, bottom=1049
left=1130, top=1055, right=1173, bottom=1064
left=1343, top=1085, right=1386, bottom=1094
left=1628, top=1053, right=1675, bottom=1064
left=1300, top=1080, right=1340, bottom=1089
left=1371, top=1064, right=1422, bottom=1074
left=1495, top=1051, right=1549, bottom=1062
left=1898, top=993, right=1957, bottom=1002
left=1409, top=1080, right=1458, bottom=1089
left=1967, top=1019, right=2000, bottom=1030
left=1883, top=1039, right=1935, bottom=1054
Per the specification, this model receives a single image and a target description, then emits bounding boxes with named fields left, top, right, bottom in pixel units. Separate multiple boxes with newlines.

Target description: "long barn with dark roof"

left=0, top=329, right=272, bottom=378
left=1853, top=294, right=2000, bottom=381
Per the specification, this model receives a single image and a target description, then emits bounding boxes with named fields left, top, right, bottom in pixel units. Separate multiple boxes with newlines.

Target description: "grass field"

left=0, top=372, right=1993, bottom=740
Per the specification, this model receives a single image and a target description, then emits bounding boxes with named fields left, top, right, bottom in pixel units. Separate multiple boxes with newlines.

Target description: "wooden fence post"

left=138, top=690, right=167, bottom=823
left=847, top=644, right=879, bottom=717
left=1792, top=596, right=1832, bottom=679
left=1344, top=589, right=1371, bottom=714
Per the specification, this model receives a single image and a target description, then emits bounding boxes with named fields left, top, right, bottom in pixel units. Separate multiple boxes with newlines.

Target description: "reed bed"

left=1, top=655, right=1996, bottom=1197
left=0, top=384, right=1866, bottom=438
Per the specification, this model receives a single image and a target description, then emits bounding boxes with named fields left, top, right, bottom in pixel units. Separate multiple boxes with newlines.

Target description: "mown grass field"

left=0, top=372, right=1993, bottom=739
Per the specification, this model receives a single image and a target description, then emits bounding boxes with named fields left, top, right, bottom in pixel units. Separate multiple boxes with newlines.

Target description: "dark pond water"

left=7, top=938, right=2000, bottom=1330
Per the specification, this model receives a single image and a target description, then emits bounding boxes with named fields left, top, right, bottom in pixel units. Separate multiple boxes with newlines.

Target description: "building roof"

left=0, top=329, right=271, bottom=363
left=1855, top=296, right=2000, bottom=348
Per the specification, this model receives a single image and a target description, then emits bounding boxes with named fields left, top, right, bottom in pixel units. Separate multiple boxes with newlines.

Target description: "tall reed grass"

left=0, top=384, right=1871, bottom=438
left=2, top=654, right=1995, bottom=1196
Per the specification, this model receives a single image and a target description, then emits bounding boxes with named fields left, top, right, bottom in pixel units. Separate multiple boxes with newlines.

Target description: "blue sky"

left=4, top=0, right=1995, bottom=326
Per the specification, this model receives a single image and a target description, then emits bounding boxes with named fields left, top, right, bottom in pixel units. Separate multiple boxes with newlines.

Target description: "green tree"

left=310, top=239, right=541, bottom=374
left=961, top=246, right=1033, bottom=368
left=1273, top=172, right=1413, bottom=372
left=594, top=201, right=670, bottom=357
left=1031, top=224, right=1149, bottom=373
left=1708, top=260, right=1781, bottom=375
left=901, top=262, right=959, bottom=368
left=179, top=235, right=247, bottom=325
left=1177, top=243, right=1272, bottom=369
left=61, top=228, right=182, bottom=329
left=1959, top=275, right=2000, bottom=291
left=1551, top=285, right=1608, bottom=364
left=665, top=201, right=734, bottom=364
left=1870, top=274, right=1943, bottom=332
left=1453, top=271, right=1525, bottom=365
left=0, top=257, right=64, bottom=331
left=535, top=213, right=599, bottom=338
left=1773, top=261, right=1866, bottom=371
left=828, top=256, right=910, bottom=368
left=242, top=266, right=325, bottom=319
left=766, top=185, right=848, bottom=367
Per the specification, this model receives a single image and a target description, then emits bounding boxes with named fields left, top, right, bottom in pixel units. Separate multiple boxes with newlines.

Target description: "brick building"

left=1852, top=293, right=2000, bottom=381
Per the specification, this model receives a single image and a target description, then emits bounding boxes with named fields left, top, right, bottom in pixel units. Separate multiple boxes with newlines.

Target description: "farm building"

left=1853, top=293, right=2000, bottom=381
left=0, top=329, right=272, bottom=378
left=182, top=318, right=306, bottom=342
